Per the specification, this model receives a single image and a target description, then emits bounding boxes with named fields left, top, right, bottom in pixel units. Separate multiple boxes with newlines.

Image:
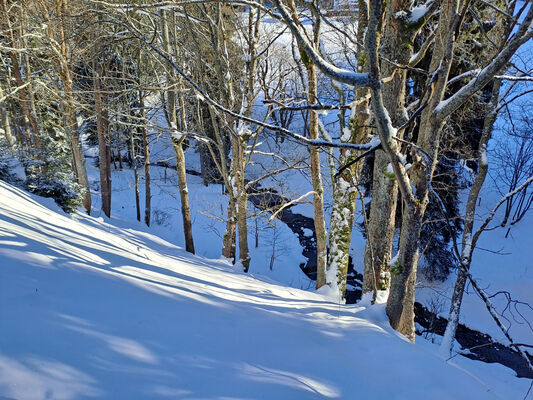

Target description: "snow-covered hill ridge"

left=0, top=180, right=527, bottom=399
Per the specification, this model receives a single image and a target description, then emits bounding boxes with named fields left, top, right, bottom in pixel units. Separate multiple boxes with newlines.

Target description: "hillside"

left=0, top=180, right=529, bottom=399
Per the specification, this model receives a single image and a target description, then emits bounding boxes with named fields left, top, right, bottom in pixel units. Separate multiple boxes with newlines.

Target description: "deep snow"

left=1, top=180, right=530, bottom=399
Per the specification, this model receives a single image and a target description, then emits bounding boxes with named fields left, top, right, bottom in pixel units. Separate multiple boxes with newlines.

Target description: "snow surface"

left=1, top=180, right=529, bottom=399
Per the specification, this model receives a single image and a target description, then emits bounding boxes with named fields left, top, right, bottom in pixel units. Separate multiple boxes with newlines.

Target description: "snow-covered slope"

left=0, top=181, right=527, bottom=399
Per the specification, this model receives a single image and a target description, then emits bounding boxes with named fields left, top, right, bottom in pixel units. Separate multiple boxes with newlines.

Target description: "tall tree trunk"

left=161, top=10, right=196, bottom=253
left=94, top=70, right=111, bottom=218
left=235, top=134, right=250, bottom=271
left=131, top=133, right=141, bottom=222
left=307, top=63, right=328, bottom=289
left=386, top=0, right=458, bottom=340
left=222, top=191, right=237, bottom=261
left=363, top=0, right=413, bottom=296
left=0, top=85, right=15, bottom=152
left=440, top=80, right=501, bottom=357
left=176, top=85, right=195, bottom=254
left=328, top=1, right=370, bottom=295
left=143, top=115, right=151, bottom=226
left=288, top=0, right=327, bottom=289
left=231, top=5, right=261, bottom=272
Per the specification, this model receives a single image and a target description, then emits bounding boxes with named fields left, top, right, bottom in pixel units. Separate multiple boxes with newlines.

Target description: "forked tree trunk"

left=386, top=0, right=458, bottom=340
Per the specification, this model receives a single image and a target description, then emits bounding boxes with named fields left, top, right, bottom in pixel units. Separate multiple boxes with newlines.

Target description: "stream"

left=248, top=184, right=533, bottom=379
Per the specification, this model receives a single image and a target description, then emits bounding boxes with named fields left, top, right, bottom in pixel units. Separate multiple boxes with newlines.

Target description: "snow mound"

left=0, top=181, right=520, bottom=399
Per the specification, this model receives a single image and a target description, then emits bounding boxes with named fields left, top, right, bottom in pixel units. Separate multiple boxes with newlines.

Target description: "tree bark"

left=328, top=0, right=370, bottom=295
left=385, top=0, right=458, bottom=339
left=440, top=79, right=501, bottom=357
left=363, top=0, right=413, bottom=296
left=234, top=134, right=250, bottom=271
left=131, top=133, right=141, bottom=222
left=161, top=10, right=195, bottom=253
left=307, top=63, right=328, bottom=289
left=288, top=1, right=327, bottom=289
left=94, top=70, right=111, bottom=218
left=39, top=0, right=91, bottom=213
left=0, top=85, right=15, bottom=152
left=142, top=115, right=151, bottom=227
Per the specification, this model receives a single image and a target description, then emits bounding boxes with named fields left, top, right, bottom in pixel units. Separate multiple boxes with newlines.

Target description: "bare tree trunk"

left=287, top=0, right=327, bottom=288
left=69, top=117, right=92, bottom=214
left=235, top=135, right=250, bottom=271
left=307, top=63, right=328, bottom=289
left=386, top=0, right=458, bottom=340
left=0, top=85, right=15, bottom=151
left=94, top=70, right=111, bottom=218
left=440, top=80, right=501, bottom=357
left=143, top=118, right=151, bottom=227
left=222, top=191, right=237, bottom=261
left=175, top=138, right=195, bottom=253
left=328, top=1, right=370, bottom=295
left=22, top=46, right=40, bottom=150
left=161, top=12, right=195, bottom=253
left=7, top=52, right=40, bottom=151
left=130, top=133, right=141, bottom=222
left=386, top=203, right=422, bottom=341
left=176, top=88, right=195, bottom=254
left=363, top=0, right=413, bottom=296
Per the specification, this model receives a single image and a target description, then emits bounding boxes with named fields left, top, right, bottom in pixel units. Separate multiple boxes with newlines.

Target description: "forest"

left=1, top=0, right=532, bottom=398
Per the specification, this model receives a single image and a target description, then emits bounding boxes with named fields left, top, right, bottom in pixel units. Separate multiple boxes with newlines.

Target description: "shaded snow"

left=1, top=181, right=528, bottom=399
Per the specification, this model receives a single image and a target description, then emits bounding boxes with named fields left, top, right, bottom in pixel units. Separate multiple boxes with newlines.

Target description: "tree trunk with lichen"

left=288, top=0, right=327, bottom=289
left=363, top=0, right=417, bottom=296
left=386, top=201, right=423, bottom=341
left=327, top=1, right=370, bottom=295
left=386, top=0, right=457, bottom=340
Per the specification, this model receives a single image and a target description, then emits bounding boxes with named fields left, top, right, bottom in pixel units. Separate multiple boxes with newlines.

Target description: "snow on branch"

left=434, top=4, right=533, bottom=120
left=471, top=175, right=533, bottom=250
left=271, top=0, right=373, bottom=88
left=494, top=74, right=533, bottom=82
left=129, top=23, right=378, bottom=152
left=269, top=191, right=315, bottom=221
left=394, top=0, right=435, bottom=24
